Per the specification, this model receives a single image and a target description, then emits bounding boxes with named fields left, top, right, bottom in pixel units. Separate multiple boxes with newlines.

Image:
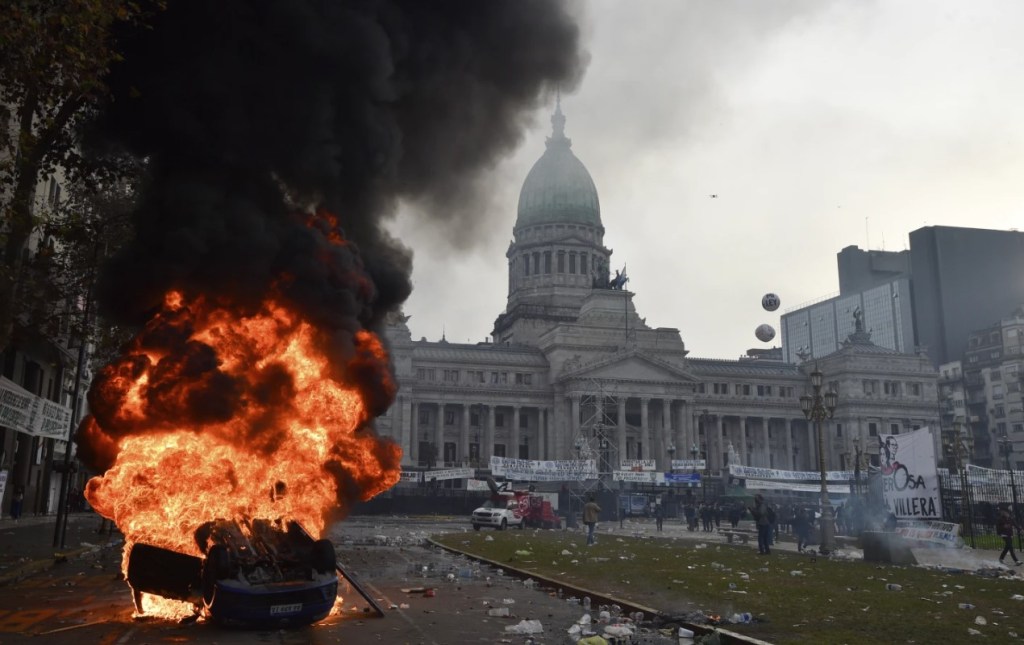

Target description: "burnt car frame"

left=126, top=518, right=338, bottom=628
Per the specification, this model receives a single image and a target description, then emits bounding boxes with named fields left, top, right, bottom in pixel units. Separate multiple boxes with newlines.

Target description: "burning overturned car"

left=126, top=517, right=338, bottom=628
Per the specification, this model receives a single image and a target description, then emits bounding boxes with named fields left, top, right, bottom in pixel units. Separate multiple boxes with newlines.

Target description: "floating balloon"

left=761, top=293, right=781, bottom=312
left=755, top=324, right=776, bottom=343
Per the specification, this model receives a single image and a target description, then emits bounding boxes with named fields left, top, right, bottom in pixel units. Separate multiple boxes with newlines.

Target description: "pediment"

left=560, top=351, right=697, bottom=385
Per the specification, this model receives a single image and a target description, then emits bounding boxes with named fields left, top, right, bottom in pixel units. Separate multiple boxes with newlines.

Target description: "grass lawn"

left=432, top=528, right=1024, bottom=644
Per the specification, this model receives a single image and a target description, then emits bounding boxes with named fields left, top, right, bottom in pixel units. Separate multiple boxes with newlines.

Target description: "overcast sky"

left=388, top=0, right=1024, bottom=360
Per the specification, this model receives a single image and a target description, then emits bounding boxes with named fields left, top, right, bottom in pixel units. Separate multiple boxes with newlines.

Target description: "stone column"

left=640, top=397, right=650, bottom=460
left=617, top=396, right=627, bottom=465
left=762, top=416, right=770, bottom=468
left=461, top=404, right=470, bottom=464
left=716, top=415, right=725, bottom=471
left=410, top=402, right=419, bottom=463
left=484, top=405, right=494, bottom=464
left=400, top=397, right=413, bottom=465
left=512, top=406, right=521, bottom=459
left=786, top=418, right=795, bottom=470
left=570, top=394, right=581, bottom=456
left=434, top=404, right=445, bottom=466
left=738, top=418, right=748, bottom=466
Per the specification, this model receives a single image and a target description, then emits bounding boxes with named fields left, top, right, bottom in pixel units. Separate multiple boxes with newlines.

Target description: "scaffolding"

left=569, top=377, right=623, bottom=515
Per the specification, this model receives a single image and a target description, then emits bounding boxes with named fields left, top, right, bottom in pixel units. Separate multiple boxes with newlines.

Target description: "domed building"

left=380, top=104, right=939, bottom=501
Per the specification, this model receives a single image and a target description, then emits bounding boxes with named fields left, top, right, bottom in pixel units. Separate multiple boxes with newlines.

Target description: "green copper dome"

left=516, top=105, right=601, bottom=229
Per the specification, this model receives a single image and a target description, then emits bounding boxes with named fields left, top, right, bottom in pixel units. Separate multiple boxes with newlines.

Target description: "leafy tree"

left=0, top=0, right=153, bottom=354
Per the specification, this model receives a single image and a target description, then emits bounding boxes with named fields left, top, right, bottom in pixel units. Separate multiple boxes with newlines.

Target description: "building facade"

left=782, top=226, right=1024, bottom=369
left=379, top=107, right=941, bottom=482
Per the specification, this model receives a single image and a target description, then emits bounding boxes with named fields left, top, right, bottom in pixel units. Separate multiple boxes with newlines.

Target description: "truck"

left=471, top=478, right=562, bottom=530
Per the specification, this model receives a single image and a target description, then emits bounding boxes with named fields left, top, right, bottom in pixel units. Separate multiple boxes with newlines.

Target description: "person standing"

left=794, top=507, right=810, bottom=552
left=654, top=502, right=664, bottom=531
left=10, top=486, right=24, bottom=521
left=583, top=495, right=601, bottom=546
left=749, top=494, right=772, bottom=555
left=997, top=508, right=1022, bottom=566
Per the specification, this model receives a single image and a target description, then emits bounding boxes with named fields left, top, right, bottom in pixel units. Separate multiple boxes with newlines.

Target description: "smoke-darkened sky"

left=91, top=0, right=585, bottom=334
left=393, top=0, right=1024, bottom=359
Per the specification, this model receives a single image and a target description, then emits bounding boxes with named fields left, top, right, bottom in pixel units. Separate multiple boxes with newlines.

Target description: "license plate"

left=270, top=603, right=303, bottom=615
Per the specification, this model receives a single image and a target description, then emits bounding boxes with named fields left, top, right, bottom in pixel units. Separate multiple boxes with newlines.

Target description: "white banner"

left=399, top=470, right=423, bottom=483
left=896, top=519, right=964, bottom=548
left=879, top=427, right=941, bottom=519
left=728, top=464, right=854, bottom=482
left=672, top=459, right=706, bottom=470
left=466, top=478, right=492, bottom=492
left=620, top=459, right=657, bottom=472
left=0, top=470, right=7, bottom=505
left=963, top=465, right=1024, bottom=503
left=0, top=377, right=73, bottom=440
left=422, top=467, right=475, bottom=482
left=490, top=456, right=598, bottom=481
left=744, top=479, right=853, bottom=495
left=613, top=470, right=666, bottom=484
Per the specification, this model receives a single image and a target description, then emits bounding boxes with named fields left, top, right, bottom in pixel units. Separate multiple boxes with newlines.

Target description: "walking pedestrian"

left=749, top=494, right=772, bottom=555
left=583, top=495, right=601, bottom=546
left=997, top=508, right=1022, bottom=566
left=10, top=486, right=24, bottom=521
left=794, top=507, right=811, bottom=552
left=654, top=502, right=664, bottom=531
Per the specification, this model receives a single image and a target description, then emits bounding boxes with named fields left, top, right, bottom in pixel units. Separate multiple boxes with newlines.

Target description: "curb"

left=426, top=537, right=774, bottom=645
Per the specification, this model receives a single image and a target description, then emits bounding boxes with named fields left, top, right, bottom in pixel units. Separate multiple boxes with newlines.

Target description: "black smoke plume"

left=78, top=0, right=586, bottom=473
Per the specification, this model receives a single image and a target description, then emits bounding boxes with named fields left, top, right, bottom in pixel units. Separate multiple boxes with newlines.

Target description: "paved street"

left=2, top=511, right=1014, bottom=644
left=0, top=514, right=624, bottom=644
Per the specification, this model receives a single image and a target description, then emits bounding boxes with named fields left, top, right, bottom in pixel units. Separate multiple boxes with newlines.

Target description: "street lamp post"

left=998, top=431, right=1021, bottom=550
left=800, top=367, right=838, bottom=555
left=852, top=437, right=863, bottom=496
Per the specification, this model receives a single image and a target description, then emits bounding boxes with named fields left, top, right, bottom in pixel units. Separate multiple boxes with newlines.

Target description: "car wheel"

left=473, top=524, right=481, bottom=531
left=499, top=518, right=507, bottom=531
left=311, top=539, right=337, bottom=575
left=202, top=544, right=231, bottom=605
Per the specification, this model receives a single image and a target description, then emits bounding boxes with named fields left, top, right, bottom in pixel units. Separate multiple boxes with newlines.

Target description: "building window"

left=756, top=385, right=765, bottom=396
left=515, top=373, right=524, bottom=385
left=524, top=373, right=533, bottom=385
left=1013, top=423, right=1024, bottom=433
left=883, top=381, right=901, bottom=396
left=994, top=405, right=1006, bottom=418
left=544, top=251, right=552, bottom=274
left=522, top=255, right=530, bottom=276
left=500, top=372, right=508, bottom=384
left=471, top=412, right=480, bottom=426
left=495, top=413, right=505, bottom=428
left=569, top=253, right=577, bottom=274
left=836, top=423, right=842, bottom=438
left=907, top=382, right=921, bottom=396
left=557, top=251, right=565, bottom=273
left=494, top=444, right=506, bottom=457
left=741, top=384, right=750, bottom=395
left=580, top=253, right=588, bottom=275
left=418, top=409, right=430, bottom=425
left=869, top=423, right=878, bottom=437
left=998, top=422, right=1008, bottom=434
left=519, top=414, right=529, bottom=429
left=417, top=368, right=435, bottom=381
left=890, top=423, right=900, bottom=435
left=490, top=371, right=499, bottom=384
left=444, top=410, right=456, bottom=425
left=991, top=370, right=1003, bottom=382
left=444, top=370, right=459, bottom=383
left=697, top=384, right=706, bottom=393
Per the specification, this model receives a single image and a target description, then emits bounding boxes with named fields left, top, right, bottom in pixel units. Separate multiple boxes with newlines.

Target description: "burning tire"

left=202, top=544, right=232, bottom=604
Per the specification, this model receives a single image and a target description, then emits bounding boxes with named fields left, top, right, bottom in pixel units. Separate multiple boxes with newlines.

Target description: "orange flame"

left=83, top=289, right=401, bottom=559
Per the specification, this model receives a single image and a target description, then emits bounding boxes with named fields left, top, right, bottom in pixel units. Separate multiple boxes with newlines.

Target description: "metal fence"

left=938, top=465, right=1024, bottom=550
